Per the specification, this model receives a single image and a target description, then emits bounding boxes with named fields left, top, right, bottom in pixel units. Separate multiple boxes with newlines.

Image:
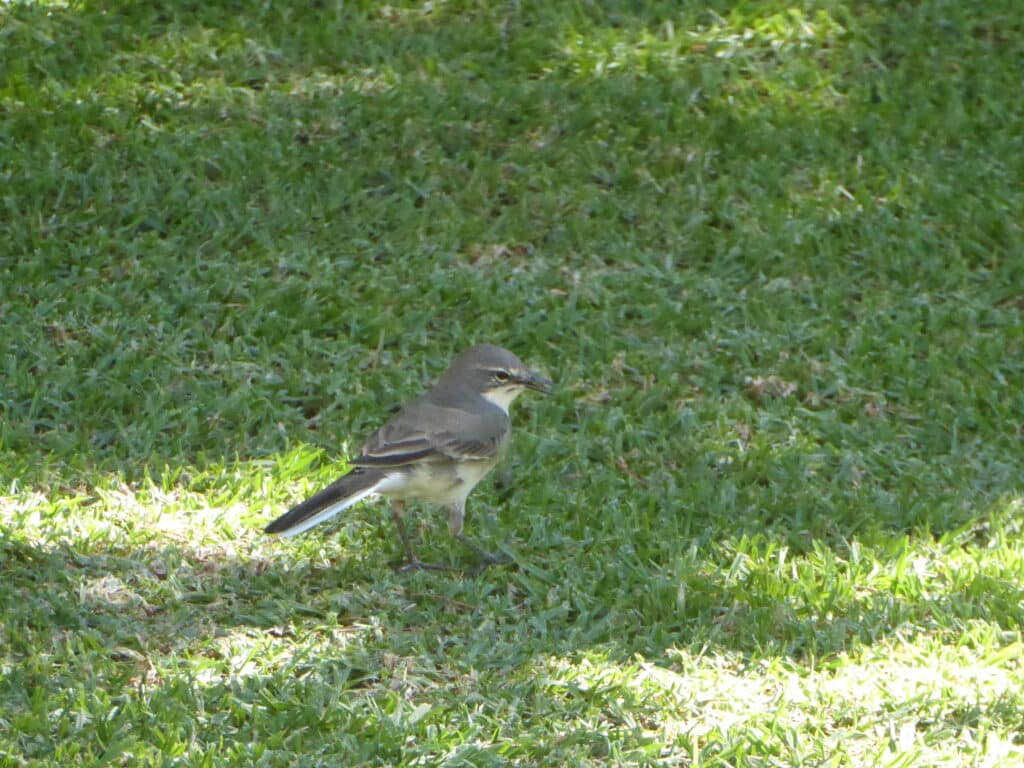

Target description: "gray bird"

left=264, top=344, right=551, bottom=571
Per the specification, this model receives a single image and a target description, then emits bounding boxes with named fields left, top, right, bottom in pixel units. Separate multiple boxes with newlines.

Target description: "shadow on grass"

left=3, top=483, right=1021, bottom=762
left=4, top=484, right=1020, bottom=670
left=4, top=523, right=677, bottom=761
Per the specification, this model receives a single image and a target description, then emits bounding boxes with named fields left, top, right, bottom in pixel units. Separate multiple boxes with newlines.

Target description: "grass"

left=2, top=0, right=1023, bottom=764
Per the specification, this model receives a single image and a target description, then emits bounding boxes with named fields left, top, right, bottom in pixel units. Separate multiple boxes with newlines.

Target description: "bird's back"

left=357, top=385, right=510, bottom=467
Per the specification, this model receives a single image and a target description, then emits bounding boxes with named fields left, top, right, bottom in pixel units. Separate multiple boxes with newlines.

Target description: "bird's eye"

left=494, top=370, right=511, bottom=382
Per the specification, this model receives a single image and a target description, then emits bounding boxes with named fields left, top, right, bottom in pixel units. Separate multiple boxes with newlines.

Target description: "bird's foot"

left=478, top=550, right=514, bottom=566
left=469, top=554, right=514, bottom=577
left=458, top=536, right=514, bottom=569
left=393, top=558, right=455, bottom=573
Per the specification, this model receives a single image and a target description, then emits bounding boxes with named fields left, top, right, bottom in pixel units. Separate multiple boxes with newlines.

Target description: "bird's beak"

left=522, top=369, right=553, bottom=394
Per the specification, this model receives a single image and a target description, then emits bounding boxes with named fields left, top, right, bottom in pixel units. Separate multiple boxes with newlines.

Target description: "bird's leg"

left=449, top=501, right=513, bottom=568
left=390, top=502, right=417, bottom=563
left=390, top=502, right=451, bottom=573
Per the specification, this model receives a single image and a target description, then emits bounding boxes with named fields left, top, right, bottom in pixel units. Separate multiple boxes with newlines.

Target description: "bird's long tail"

left=264, top=468, right=384, bottom=538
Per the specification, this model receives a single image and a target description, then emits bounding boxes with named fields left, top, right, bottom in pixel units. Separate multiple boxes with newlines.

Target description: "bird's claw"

left=394, top=559, right=454, bottom=573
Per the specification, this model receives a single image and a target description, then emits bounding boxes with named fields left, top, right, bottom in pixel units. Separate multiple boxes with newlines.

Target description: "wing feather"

left=354, top=398, right=510, bottom=466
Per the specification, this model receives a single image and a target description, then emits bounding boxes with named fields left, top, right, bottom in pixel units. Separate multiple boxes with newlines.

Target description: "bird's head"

left=447, top=344, right=552, bottom=411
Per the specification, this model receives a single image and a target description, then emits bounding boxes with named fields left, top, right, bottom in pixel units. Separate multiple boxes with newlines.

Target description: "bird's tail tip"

left=261, top=472, right=382, bottom=539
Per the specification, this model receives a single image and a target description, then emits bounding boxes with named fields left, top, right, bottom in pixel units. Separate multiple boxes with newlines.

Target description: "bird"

left=264, top=344, right=551, bottom=571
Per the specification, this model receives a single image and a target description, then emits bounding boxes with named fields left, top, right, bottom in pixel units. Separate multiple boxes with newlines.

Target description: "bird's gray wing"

left=351, top=437, right=435, bottom=466
left=353, top=400, right=509, bottom=467
left=432, top=425, right=509, bottom=461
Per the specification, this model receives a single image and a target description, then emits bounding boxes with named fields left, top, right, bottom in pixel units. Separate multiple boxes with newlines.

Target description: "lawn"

left=2, top=0, right=1023, bottom=765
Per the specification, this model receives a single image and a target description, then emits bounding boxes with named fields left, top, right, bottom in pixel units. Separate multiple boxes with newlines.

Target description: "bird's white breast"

left=377, top=458, right=498, bottom=506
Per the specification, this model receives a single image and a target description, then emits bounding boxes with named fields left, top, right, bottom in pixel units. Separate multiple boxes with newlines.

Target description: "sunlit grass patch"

left=561, top=7, right=846, bottom=79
